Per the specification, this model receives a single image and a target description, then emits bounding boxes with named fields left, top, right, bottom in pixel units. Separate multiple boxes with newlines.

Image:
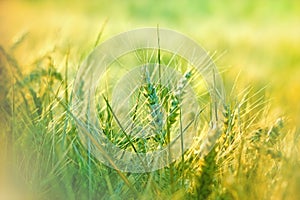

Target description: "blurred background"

left=1, top=0, right=299, bottom=125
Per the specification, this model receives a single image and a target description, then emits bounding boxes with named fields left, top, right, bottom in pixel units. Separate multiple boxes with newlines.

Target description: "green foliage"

left=1, top=30, right=299, bottom=200
left=195, top=146, right=218, bottom=199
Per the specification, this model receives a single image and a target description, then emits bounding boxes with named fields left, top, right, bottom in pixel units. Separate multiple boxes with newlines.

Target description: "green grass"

left=1, top=33, right=299, bottom=199
left=1, top=0, right=300, bottom=199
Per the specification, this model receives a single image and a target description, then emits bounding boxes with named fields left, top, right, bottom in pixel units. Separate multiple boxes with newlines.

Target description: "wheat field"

left=1, top=1, right=300, bottom=199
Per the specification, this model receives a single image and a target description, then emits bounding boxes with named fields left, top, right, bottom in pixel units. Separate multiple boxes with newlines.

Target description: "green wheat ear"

left=142, top=67, right=164, bottom=140
left=167, top=70, right=192, bottom=128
